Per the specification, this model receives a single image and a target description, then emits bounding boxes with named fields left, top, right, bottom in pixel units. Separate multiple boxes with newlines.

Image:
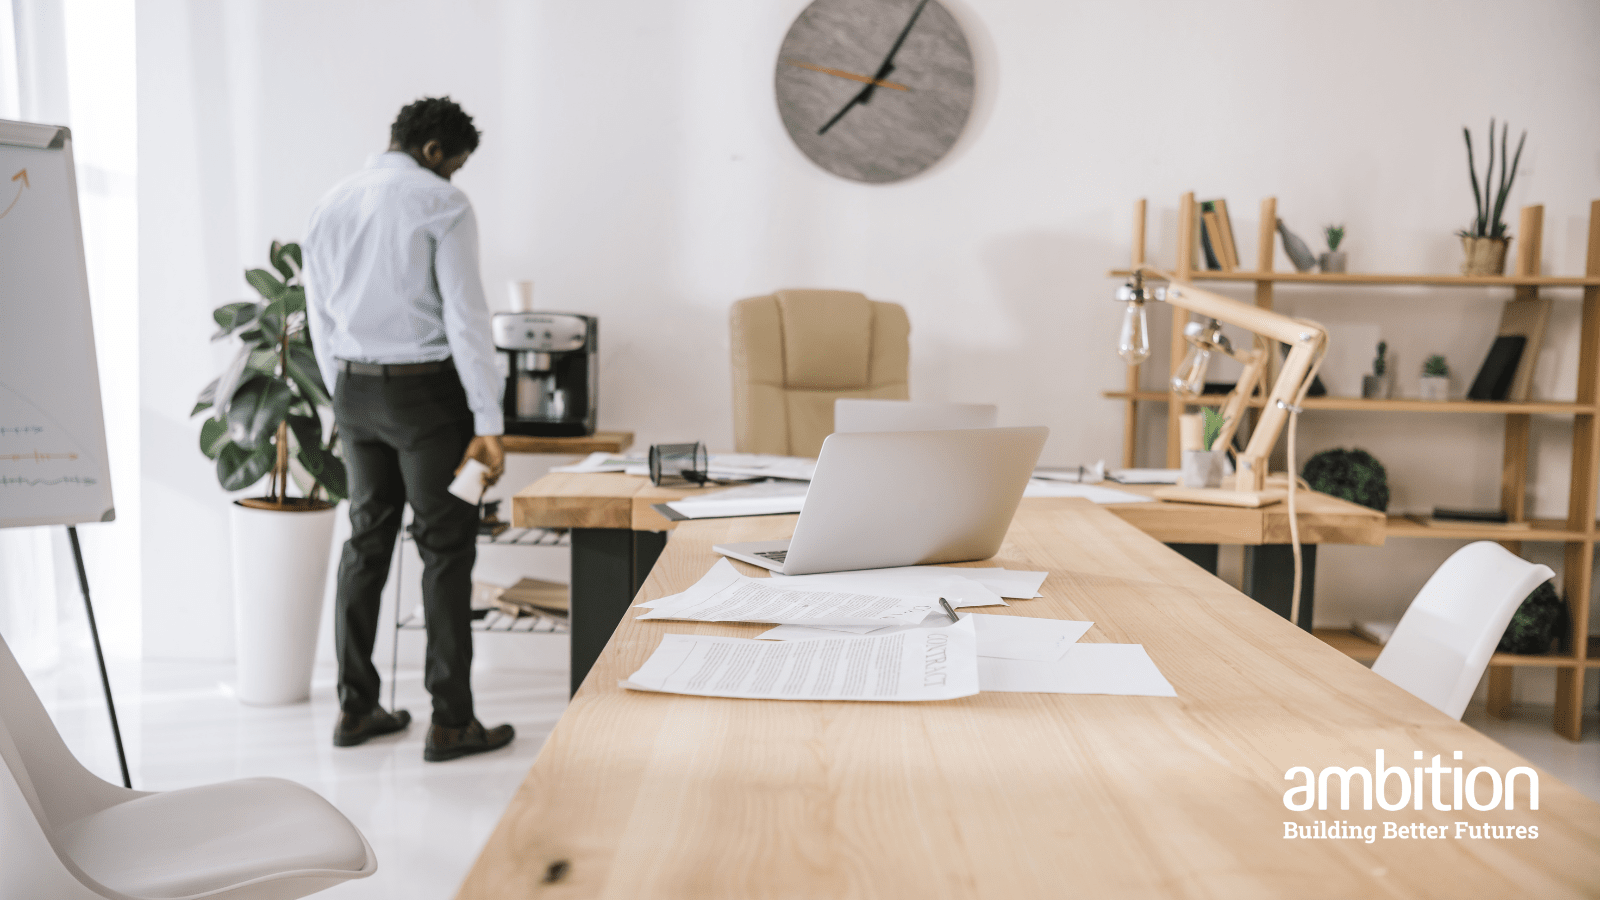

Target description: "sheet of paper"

left=665, top=481, right=810, bottom=519
left=1032, top=461, right=1105, bottom=483
left=758, top=612, right=1091, bottom=662
left=706, top=453, right=816, bottom=481
left=637, top=559, right=938, bottom=626
left=1109, top=468, right=1180, bottom=484
left=771, top=565, right=1046, bottom=601
left=953, top=568, right=1048, bottom=599
left=550, top=451, right=638, bottom=473
left=766, top=568, right=1008, bottom=609
left=1023, top=480, right=1153, bottom=504
left=977, top=644, right=1176, bottom=696
left=621, top=618, right=979, bottom=702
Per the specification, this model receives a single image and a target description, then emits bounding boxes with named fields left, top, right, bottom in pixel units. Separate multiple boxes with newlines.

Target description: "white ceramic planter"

left=1181, top=450, right=1224, bottom=489
left=230, top=500, right=337, bottom=705
left=1419, top=375, right=1449, bottom=401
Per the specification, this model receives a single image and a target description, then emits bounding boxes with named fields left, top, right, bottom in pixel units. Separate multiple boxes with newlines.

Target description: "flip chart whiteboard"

left=0, top=119, right=115, bottom=527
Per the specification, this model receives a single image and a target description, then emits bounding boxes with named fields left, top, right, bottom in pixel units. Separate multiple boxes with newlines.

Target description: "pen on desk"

left=939, top=597, right=960, bottom=623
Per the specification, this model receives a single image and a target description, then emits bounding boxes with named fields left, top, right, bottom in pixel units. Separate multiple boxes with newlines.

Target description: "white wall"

left=136, top=0, right=1600, bottom=701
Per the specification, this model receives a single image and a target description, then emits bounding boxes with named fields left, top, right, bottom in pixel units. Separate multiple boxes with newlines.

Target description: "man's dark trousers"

left=333, top=365, right=478, bottom=727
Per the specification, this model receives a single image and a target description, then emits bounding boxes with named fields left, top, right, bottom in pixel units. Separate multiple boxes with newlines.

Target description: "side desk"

left=458, top=500, right=1596, bottom=899
left=511, top=473, right=1385, bottom=693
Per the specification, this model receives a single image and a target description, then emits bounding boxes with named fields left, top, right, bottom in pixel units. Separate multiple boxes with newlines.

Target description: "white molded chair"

left=0, top=632, right=376, bottom=900
left=1370, top=541, right=1553, bottom=720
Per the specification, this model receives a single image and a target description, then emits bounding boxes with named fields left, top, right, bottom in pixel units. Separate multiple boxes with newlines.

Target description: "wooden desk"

left=501, top=430, right=633, bottom=455
left=513, top=473, right=1385, bottom=691
left=457, top=501, right=1598, bottom=899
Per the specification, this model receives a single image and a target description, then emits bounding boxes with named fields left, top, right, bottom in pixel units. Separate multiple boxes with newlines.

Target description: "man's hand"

left=459, top=435, right=506, bottom=488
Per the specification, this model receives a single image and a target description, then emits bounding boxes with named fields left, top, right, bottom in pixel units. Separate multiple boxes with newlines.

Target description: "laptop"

left=713, top=426, right=1048, bottom=575
left=833, top=399, right=999, bottom=434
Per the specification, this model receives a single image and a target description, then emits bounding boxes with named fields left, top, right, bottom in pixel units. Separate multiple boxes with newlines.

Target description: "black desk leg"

left=568, top=528, right=668, bottom=697
left=1242, top=544, right=1316, bottom=631
left=1165, top=543, right=1219, bottom=576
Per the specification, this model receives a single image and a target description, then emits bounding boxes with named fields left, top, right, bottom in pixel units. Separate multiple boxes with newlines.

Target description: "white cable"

left=1287, top=408, right=1303, bottom=627
left=1280, top=331, right=1328, bottom=630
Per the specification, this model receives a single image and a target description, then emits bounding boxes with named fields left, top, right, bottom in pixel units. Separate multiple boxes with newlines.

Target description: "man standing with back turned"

left=305, top=96, right=514, bottom=762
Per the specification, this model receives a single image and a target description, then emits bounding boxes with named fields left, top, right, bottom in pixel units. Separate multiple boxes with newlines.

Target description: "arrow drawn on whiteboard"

left=0, top=169, right=27, bottom=220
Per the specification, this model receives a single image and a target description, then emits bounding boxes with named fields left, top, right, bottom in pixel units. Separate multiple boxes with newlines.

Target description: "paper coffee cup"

left=449, top=458, right=489, bottom=504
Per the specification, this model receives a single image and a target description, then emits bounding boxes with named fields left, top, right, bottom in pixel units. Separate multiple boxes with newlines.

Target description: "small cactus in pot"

left=1362, top=341, right=1391, bottom=399
left=1420, top=354, right=1449, bottom=401
left=1319, top=224, right=1347, bottom=273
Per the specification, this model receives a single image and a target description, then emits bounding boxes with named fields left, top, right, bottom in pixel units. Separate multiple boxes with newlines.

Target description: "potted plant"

left=1420, top=354, right=1450, bottom=401
left=1458, top=118, right=1526, bottom=276
left=1302, top=448, right=1390, bottom=511
left=1181, top=408, right=1227, bottom=489
left=1319, top=224, right=1346, bottom=273
left=192, top=240, right=348, bottom=705
left=1361, top=341, right=1390, bottom=399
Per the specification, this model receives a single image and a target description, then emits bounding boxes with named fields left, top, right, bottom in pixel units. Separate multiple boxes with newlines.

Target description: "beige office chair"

left=0, top=632, right=376, bottom=899
left=730, top=289, right=910, bottom=457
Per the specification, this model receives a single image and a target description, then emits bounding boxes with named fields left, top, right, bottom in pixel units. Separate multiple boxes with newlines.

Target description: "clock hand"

left=817, top=0, right=931, bottom=134
left=857, top=0, right=930, bottom=105
left=782, top=59, right=909, bottom=91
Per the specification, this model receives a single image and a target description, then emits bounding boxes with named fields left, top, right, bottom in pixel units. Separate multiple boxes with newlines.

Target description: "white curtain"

left=0, top=0, right=139, bottom=672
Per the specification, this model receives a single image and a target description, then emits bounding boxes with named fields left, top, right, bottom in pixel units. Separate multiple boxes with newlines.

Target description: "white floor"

left=32, top=634, right=570, bottom=900
left=23, top=638, right=1600, bottom=900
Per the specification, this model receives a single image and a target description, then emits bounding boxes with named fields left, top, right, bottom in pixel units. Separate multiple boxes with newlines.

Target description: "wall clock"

left=774, top=0, right=975, bottom=184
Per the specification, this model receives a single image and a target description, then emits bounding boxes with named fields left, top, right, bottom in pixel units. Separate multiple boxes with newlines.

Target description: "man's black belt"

left=338, top=358, right=454, bottom=377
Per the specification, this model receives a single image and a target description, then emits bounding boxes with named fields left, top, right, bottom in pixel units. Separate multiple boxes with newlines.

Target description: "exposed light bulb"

left=1118, top=300, right=1150, bottom=364
left=1172, top=345, right=1211, bottom=395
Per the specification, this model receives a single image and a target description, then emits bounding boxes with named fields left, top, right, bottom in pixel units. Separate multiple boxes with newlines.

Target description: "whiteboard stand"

left=1, top=119, right=129, bottom=788
left=65, top=526, right=130, bottom=788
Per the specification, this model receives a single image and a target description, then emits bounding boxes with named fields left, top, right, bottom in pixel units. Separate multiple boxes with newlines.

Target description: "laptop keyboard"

left=754, top=550, right=788, bottom=562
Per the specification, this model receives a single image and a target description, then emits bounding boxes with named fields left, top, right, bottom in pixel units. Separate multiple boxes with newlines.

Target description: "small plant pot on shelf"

left=1460, top=235, right=1510, bottom=276
left=1181, top=450, right=1224, bottom=489
left=1419, top=375, right=1449, bottom=401
left=1361, top=375, right=1391, bottom=400
left=1318, top=251, right=1347, bottom=274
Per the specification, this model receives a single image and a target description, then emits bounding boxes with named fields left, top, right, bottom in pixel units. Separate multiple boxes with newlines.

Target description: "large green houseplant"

left=192, top=240, right=346, bottom=507
left=193, top=240, right=347, bottom=705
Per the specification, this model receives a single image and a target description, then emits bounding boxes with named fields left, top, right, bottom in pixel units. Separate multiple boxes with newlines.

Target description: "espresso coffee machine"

left=491, top=311, right=598, bottom=437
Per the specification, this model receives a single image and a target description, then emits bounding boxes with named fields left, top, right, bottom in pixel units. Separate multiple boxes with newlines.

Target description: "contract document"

left=637, top=559, right=937, bottom=627
left=622, top=618, right=979, bottom=702
left=770, top=565, right=1048, bottom=601
left=757, top=613, right=1091, bottom=662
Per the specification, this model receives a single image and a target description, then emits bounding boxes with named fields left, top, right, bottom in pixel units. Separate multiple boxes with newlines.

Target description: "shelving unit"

left=1107, top=193, right=1600, bottom=740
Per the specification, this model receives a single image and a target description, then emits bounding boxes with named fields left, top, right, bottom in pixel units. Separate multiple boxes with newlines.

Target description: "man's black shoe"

left=424, top=719, right=515, bottom=762
left=333, top=706, right=412, bottom=747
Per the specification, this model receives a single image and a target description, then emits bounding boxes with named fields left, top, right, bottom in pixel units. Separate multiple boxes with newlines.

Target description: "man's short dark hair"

left=390, top=96, right=481, bottom=158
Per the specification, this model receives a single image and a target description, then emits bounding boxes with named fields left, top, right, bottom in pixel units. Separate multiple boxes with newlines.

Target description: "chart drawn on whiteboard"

left=0, top=379, right=100, bottom=492
left=0, top=168, right=26, bottom=219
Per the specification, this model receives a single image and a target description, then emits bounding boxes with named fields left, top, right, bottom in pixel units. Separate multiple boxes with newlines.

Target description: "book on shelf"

left=1432, top=507, right=1509, bottom=523
left=497, top=577, right=570, bottom=617
left=1467, top=335, right=1526, bottom=401
left=1201, top=199, right=1240, bottom=270
left=1401, top=512, right=1532, bottom=530
left=1198, top=213, right=1222, bottom=270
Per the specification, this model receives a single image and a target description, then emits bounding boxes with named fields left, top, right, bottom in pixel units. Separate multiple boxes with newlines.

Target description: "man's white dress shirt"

left=304, top=151, right=504, bottom=435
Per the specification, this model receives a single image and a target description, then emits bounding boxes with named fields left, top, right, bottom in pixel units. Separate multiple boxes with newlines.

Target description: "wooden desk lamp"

left=1121, top=267, right=1328, bottom=508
